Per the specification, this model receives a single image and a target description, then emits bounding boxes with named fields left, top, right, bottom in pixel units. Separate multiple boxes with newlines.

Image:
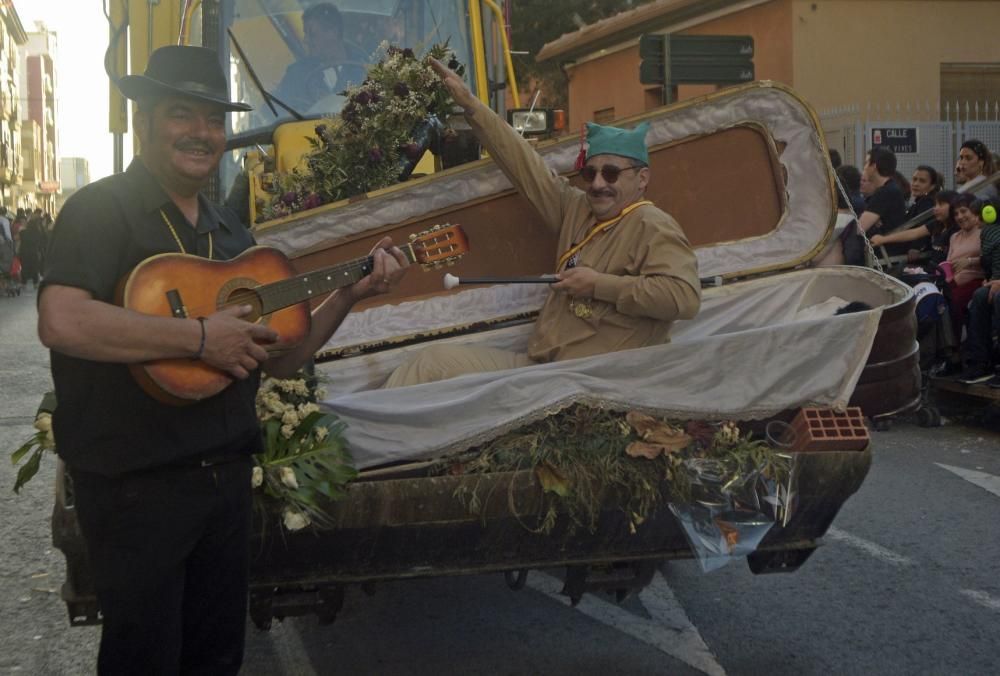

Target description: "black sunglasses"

left=580, top=164, right=642, bottom=184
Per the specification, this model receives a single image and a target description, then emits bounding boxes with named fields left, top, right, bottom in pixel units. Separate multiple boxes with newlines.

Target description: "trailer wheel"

left=916, top=406, right=942, bottom=428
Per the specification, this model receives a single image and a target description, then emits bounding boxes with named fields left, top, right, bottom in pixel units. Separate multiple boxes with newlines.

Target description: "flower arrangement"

left=253, top=372, right=356, bottom=531
left=440, top=405, right=793, bottom=551
left=259, top=42, right=463, bottom=222
left=10, top=376, right=356, bottom=533
left=10, top=398, right=56, bottom=494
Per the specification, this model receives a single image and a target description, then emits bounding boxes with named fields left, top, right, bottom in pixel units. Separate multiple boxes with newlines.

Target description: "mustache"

left=588, top=189, right=614, bottom=198
left=175, top=140, right=214, bottom=153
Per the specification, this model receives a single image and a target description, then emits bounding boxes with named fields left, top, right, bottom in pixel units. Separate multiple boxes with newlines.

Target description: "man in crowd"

left=383, top=58, right=700, bottom=388
left=37, top=45, right=408, bottom=674
left=859, top=147, right=907, bottom=258
left=274, top=2, right=366, bottom=114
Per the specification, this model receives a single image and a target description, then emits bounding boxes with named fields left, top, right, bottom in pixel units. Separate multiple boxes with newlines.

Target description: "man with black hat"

left=37, top=45, right=408, bottom=674
left=384, top=58, right=699, bottom=387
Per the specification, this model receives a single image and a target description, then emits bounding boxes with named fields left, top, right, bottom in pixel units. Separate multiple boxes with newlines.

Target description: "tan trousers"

left=383, top=344, right=535, bottom=388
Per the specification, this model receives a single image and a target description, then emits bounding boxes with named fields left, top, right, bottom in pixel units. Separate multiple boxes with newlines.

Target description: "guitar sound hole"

left=225, top=288, right=265, bottom=323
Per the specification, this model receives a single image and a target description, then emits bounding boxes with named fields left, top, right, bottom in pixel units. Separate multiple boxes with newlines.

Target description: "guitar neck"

left=259, top=243, right=417, bottom=315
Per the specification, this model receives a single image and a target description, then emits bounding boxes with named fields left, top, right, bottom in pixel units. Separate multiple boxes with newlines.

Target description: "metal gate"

left=820, top=101, right=1000, bottom=190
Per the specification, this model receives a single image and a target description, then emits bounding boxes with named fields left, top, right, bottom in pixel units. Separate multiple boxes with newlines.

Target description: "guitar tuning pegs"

left=432, top=224, right=442, bottom=231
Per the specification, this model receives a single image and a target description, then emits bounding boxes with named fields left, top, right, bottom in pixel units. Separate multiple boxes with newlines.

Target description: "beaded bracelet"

left=193, top=317, right=207, bottom=360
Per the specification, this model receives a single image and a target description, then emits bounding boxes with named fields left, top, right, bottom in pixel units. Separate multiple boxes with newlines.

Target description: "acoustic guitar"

left=119, top=223, right=468, bottom=405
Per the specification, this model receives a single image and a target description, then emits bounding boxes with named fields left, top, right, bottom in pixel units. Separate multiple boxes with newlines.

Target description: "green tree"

left=509, top=0, right=656, bottom=111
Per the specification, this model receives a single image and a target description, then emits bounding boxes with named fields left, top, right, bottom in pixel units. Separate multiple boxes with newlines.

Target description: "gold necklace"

left=159, top=209, right=213, bottom=259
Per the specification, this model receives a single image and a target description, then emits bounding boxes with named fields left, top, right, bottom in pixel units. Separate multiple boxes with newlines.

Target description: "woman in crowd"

left=870, top=166, right=945, bottom=255
left=957, top=139, right=997, bottom=200
left=909, top=165, right=943, bottom=216
left=944, top=193, right=985, bottom=336
left=17, top=214, right=46, bottom=288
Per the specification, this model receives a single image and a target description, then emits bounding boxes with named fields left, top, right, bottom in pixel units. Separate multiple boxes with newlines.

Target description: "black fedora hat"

left=117, top=45, right=252, bottom=112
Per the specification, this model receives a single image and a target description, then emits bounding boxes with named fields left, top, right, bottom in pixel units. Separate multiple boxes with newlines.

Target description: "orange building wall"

left=564, top=0, right=793, bottom=129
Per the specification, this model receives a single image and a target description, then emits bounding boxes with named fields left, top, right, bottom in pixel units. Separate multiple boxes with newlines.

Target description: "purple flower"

left=447, top=57, right=460, bottom=71
left=400, top=142, right=423, bottom=161
left=368, top=147, right=383, bottom=163
left=302, top=193, right=323, bottom=210
left=314, top=123, right=327, bottom=138
left=281, top=191, right=298, bottom=206
left=354, top=90, right=371, bottom=106
left=370, top=92, right=382, bottom=104
left=393, top=82, right=409, bottom=97
left=402, top=48, right=415, bottom=59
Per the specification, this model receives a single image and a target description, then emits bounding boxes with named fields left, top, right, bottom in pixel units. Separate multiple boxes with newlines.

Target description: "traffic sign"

left=639, top=33, right=755, bottom=86
left=668, top=35, right=754, bottom=60
left=670, top=61, right=755, bottom=84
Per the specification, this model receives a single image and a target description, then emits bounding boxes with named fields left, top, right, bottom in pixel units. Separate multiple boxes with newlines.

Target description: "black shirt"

left=866, top=179, right=908, bottom=256
left=43, top=159, right=262, bottom=476
left=899, top=193, right=937, bottom=253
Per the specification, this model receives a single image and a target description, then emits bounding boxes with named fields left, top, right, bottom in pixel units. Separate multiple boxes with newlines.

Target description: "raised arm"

left=429, top=58, right=576, bottom=233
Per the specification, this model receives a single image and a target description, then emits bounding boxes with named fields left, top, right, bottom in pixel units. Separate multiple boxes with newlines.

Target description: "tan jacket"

left=466, top=102, right=701, bottom=362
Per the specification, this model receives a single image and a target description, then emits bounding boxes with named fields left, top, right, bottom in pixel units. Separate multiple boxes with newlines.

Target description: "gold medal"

left=571, top=299, right=593, bottom=319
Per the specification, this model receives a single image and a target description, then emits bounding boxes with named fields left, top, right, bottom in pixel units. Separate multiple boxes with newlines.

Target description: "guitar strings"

left=174, top=229, right=457, bottom=319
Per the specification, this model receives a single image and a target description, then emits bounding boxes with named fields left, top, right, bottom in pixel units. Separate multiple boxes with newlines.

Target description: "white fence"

left=819, top=101, right=1000, bottom=189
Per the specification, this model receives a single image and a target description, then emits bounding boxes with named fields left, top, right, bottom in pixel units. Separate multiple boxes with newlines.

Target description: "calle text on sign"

left=870, top=127, right=918, bottom=154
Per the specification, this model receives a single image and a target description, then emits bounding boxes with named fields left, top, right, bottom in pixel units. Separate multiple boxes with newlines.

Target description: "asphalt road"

left=2, top=286, right=998, bottom=675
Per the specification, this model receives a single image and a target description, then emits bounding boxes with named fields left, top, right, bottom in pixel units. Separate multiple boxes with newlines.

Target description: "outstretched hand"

left=429, top=57, right=478, bottom=111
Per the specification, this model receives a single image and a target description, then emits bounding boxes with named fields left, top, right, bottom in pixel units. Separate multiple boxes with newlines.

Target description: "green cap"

left=585, top=121, right=650, bottom=165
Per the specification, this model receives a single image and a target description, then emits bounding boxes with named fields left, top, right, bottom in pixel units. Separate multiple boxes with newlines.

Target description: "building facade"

left=56, top=156, right=89, bottom=211
left=0, top=4, right=27, bottom=210
left=538, top=0, right=1000, bottom=133
left=20, top=22, right=59, bottom=214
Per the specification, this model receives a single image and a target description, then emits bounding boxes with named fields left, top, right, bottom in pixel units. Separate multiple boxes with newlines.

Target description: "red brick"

left=787, top=407, right=869, bottom=452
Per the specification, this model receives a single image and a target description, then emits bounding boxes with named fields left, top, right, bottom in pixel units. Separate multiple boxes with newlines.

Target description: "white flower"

left=280, top=424, right=295, bottom=439
left=718, top=421, right=740, bottom=445
left=251, top=466, right=263, bottom=488
left=34, top=413, right=52, bottom=433
left=42, top=430, right=56, bottom=450
left=282, top=508, right=310, bottom=531
left=298, top=402, right=319, bottom=417
left=314, top=426, right=329, bottom=442
left=280, top=466, right=299, bottom=489
left=281, top=410, right=300, bottom=426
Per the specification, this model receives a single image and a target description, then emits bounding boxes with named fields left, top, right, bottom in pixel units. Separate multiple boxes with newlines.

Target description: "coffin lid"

left=257, top=81, right=838, bottom=283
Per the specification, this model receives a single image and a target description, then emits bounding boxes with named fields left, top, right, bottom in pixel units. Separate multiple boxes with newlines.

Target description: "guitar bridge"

left=166, top=289, right=188, bottom=318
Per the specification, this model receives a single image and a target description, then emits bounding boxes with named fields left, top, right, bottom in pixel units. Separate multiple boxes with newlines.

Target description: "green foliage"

left=253, top=373, right=357, bottom=531
left=440, top=405, right=791, bottom=536
left=10, top=406, right=55, bottom=494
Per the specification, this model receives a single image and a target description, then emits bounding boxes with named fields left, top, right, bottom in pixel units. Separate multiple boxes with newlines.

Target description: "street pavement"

left=1, top=285, right=998, bottom=675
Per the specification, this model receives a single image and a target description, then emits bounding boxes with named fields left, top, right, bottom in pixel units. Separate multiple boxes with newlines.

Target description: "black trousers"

left=963, top=285, right=1000, bottom=366
left=72, top=457, right=252, bottom=676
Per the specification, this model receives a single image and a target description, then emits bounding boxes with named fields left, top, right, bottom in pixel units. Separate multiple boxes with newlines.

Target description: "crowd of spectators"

left=823, top=138, right=1000, bottom=386
left=0, top=206, right=53, bottom=296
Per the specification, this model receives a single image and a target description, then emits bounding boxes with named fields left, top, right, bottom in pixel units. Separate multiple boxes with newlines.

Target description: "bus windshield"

left=224, top=0, right=475, bottom=137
